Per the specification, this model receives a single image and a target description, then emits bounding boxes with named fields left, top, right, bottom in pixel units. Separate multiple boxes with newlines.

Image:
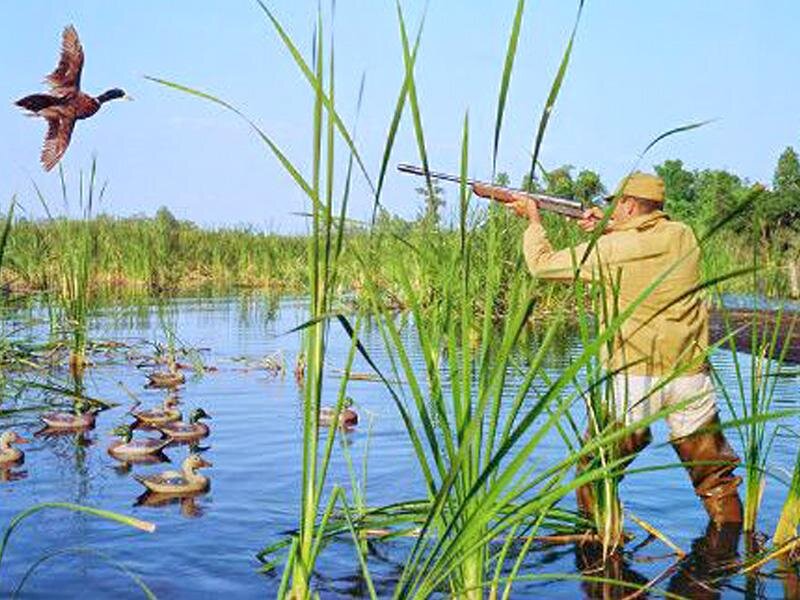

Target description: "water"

left=0, top=295, right=798, bottom=598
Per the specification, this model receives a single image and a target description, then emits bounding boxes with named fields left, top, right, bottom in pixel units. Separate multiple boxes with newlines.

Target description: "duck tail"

left=15, top=93, right=63, bottom=113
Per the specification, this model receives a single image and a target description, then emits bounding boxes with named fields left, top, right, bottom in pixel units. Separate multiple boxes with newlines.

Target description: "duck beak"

left=198, top=458, right=213, bottom=468
left=123, top=94, right=134, bottom=101
left=16, top=436, right=30, bottom=444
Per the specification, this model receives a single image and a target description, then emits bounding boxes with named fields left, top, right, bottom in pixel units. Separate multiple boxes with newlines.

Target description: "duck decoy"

left=157, top=408, right=211, bottom=442
left=134, top=454, right=212, bottom=494
left=319, top=397, right=359, bottom=428
left=294, top=352, right=306, bottom=385
left=0, top=431, right=28, bottom=466
left=146, top=368, right=186, bottom=389
left=131, top=396, right=181, bottom=426
left=41, top=400, right=96, bottom=430
left=15, top=25, right=131, bottom=171
left=108, top=425, right=170, bottom=459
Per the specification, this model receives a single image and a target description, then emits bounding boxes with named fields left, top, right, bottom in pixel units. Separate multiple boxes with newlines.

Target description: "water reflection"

left=0, top=461, right=28, bottom=482
left=574, top=543, right=649, bottom=599
left=135, top=490, right=207, bottom=518
left=110, top=452, right=170, bottom=476
left=666, top=523, right=742, bottom=599
left=574, top=522, right=744, bottom=599
left=35, top=426, right=95, bottom=445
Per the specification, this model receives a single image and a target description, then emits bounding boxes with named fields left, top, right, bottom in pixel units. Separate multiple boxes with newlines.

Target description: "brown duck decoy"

left=134, top=454, right=212, bottom=494
left=108, top=425, right=170, bottom=459
left=131, top=396, right=181, bottom=426
left=15, top=25, right=131, bottom=171
left=157, top=408, right=211, bottom=442
left=0, top=431, right=28, bottom=466
left=318, top=397, right=359, bottom=429
left=40, top=400, right=97, bottom=430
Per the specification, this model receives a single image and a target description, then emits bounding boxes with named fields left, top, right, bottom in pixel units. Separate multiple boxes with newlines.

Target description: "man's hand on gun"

left=472, top=182, right=610, bottom=231
left=577, top=206, right=606, bottom=232
left=471, top=183, right=542, bottom=223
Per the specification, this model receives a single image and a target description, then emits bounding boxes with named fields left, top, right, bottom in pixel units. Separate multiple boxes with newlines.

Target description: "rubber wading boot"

left=671, top=415, right=743, bottom=526
left=576, top=427, right=652, bottom=517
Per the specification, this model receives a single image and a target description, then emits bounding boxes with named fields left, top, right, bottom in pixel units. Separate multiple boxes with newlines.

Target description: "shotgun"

left=397, top=163, right=585, bottom=219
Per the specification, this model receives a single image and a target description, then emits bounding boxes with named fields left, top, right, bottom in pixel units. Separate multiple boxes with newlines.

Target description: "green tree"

left=519, top=173, right=541, bottom=193
left=494, top=171, right=511, bottom=187
left=693, top=169, right=749, bottom=231
left=415, top=182, right=445, bottom=227
left=655, top=159, right=697, bottom=220
left=769, top=146, right=800, bottom=229
left=573, top=169, right=606, bottom=204
left=543, top=165, right=575, bottom=198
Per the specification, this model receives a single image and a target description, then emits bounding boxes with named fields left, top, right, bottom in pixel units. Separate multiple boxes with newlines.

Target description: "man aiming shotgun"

left=400, top=164, right=743, bottom=527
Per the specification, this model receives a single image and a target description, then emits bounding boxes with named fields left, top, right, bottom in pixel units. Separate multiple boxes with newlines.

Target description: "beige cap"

left=607, top=172, right=665, bottom=203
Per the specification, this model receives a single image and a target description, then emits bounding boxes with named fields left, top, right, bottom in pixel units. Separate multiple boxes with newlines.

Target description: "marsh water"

left=0, top=295, right=798, bottom=598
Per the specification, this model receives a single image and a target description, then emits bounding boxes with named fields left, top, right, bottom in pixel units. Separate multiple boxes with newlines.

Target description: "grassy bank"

left=2, top=204, right=794, bottom=302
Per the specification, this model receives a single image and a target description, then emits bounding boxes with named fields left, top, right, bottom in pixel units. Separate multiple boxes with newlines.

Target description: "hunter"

left=472, top=172, right=743, bottom=526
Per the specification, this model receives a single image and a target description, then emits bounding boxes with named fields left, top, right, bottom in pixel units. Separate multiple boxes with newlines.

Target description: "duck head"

left=185, top=454, right=213, bottom=470
left=97, top=88, right=132, bottom=104
left=74, top=399, right=93, bottom=415
left=189, top=408, right=212, bottom=424
left=0, top=431, right=29, bottom=447
left=111, top=424, right=133, bottom=444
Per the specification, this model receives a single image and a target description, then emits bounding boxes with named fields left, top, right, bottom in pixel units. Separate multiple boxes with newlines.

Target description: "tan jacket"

left=523, top=211, right=708, bottom=376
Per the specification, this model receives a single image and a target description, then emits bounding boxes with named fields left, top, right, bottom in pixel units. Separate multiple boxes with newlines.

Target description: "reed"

left=774, top=442, right=800, bottom=548
left=712, top=221, right=798, bottom=533
left=23, top=162, right=104, bottom=375
left=150, top=2, right=377, bottom=595
left=0, top=213, right=786, bottom=304
left=149, top=1, right=795, bottom=597
left=0, top=502, right=154, bottom=595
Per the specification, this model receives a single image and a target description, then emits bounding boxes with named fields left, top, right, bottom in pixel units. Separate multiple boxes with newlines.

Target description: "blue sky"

left=2, top=1, right=798, bottom=230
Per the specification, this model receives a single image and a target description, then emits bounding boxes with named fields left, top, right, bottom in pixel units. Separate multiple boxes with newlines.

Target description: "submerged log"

left=709, top=308, right=800, bottom=365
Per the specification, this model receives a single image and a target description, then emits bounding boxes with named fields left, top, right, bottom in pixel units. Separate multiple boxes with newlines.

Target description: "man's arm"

left=471, top=183, right=610, bottom=280
left=504, top=190, right=607, bottom=281
left=522, top=219, right=599, bottom=281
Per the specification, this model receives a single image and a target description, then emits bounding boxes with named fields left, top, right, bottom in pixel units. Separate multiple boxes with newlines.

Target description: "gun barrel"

left=397, top=163, right=584, bottom=219
left=397, top=163, right=476, bottom=186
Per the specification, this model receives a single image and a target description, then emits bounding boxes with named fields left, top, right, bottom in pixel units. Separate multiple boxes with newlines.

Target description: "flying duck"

left=15, top=25, right=130, bottom=171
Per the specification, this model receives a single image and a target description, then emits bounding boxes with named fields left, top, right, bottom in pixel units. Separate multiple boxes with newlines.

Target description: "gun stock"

left=397, top=163, right=584, bottom=219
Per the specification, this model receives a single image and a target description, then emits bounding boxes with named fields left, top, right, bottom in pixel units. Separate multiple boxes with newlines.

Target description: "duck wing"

left=46, top=25, right=84, bottom=95
left=135, top=473, right=186, bottom=487
left=41, top=115, right=76, bottom=172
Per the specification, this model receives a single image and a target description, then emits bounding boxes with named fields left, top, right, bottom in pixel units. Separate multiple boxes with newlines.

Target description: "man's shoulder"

left=657, top=217, right=695, bottom=236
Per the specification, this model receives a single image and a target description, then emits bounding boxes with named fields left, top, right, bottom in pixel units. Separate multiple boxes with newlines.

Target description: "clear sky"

left=2, top=1, right=798, bottom=231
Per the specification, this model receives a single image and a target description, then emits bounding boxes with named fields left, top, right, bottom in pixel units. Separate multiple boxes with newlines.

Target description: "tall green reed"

left=713, top=194, right=798, bottom=533
left=148, top=1, right=793, bottom=597
left=150, top=2, right=372, bottom=595
left=27, top=162, right=103, bottom=375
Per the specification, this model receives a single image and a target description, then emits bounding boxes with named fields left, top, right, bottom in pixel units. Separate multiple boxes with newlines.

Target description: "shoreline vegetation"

left=3, top=151, right=800, bottom=302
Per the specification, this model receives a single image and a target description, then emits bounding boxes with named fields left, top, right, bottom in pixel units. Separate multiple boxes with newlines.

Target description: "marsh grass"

left=774, top=440, right=800, bottom=549
left=149, top=1, right=798, bottom=598
left=24, top=162, right=104, bottom=375
left=713, top=243, right=798, bottom=534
